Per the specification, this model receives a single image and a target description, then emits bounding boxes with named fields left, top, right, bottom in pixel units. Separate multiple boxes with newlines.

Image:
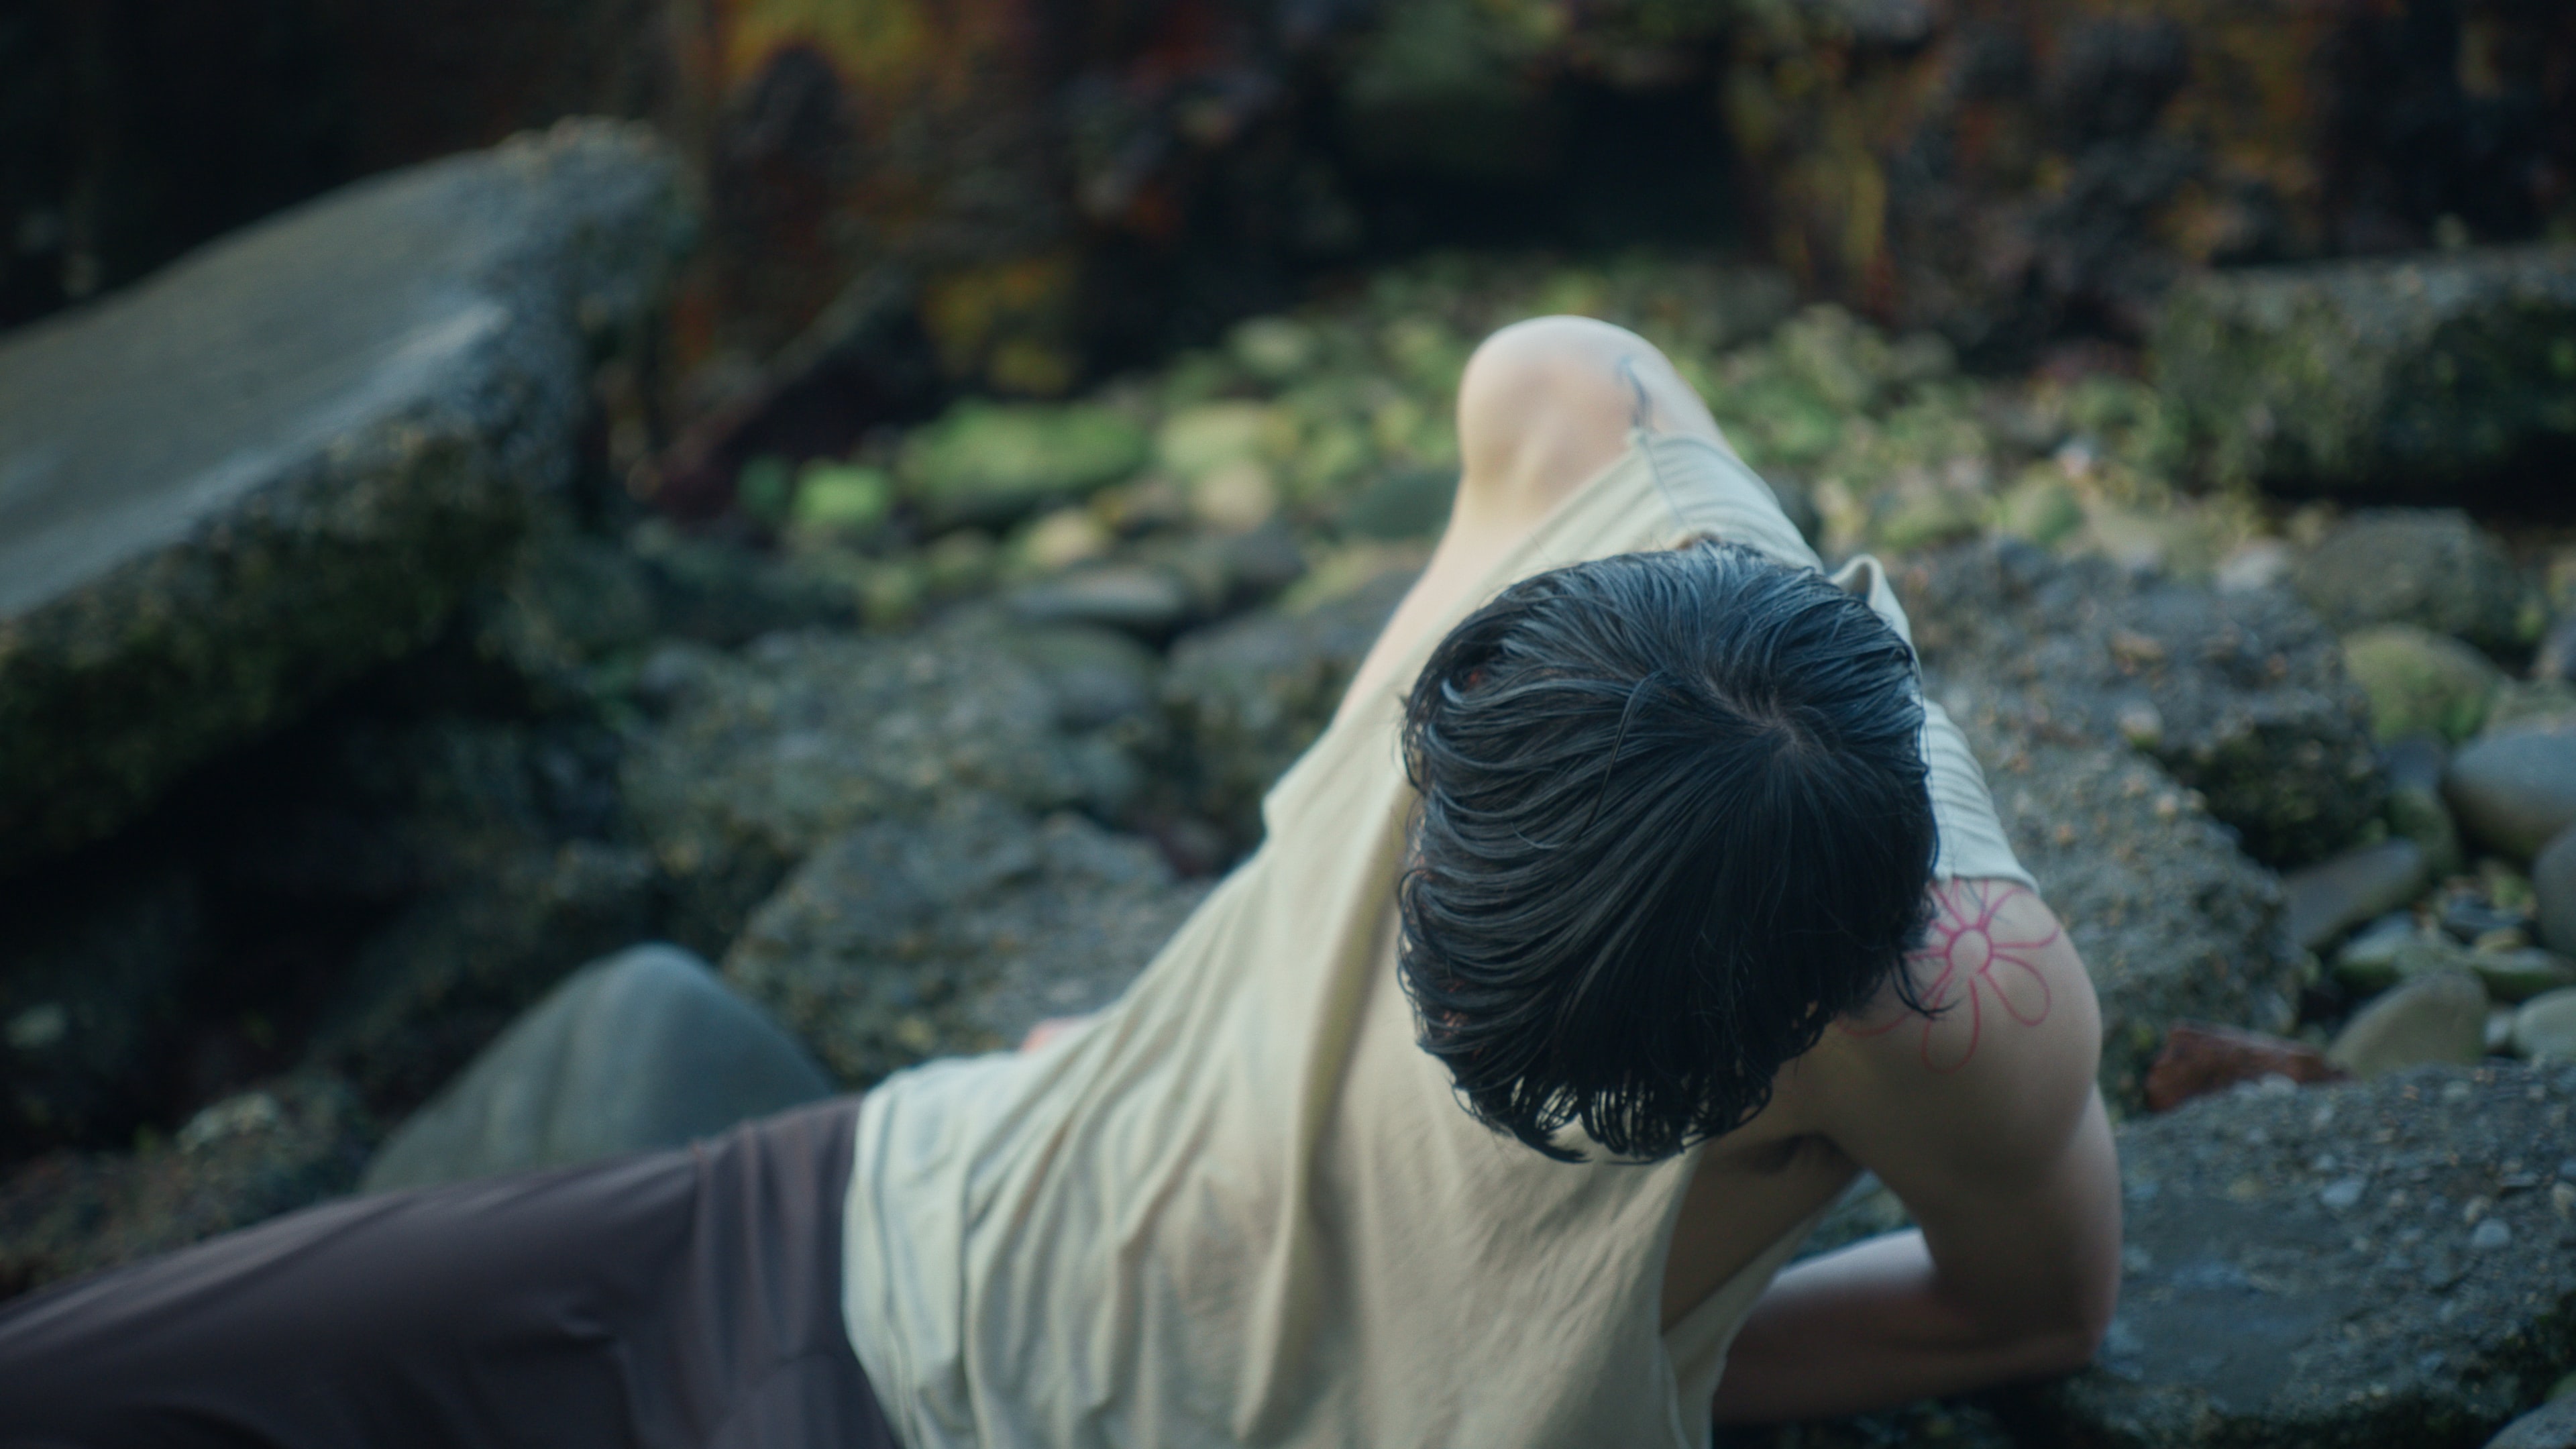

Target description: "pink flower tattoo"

left=1843, top=879, right=2057, bottom=1070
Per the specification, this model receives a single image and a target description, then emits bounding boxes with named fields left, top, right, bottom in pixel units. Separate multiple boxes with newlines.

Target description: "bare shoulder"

left=1807, top=879, right=2102, bottom=1176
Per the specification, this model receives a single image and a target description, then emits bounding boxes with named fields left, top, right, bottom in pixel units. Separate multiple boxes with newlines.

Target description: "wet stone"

left=2534, top=616, right=2576, bottom=685
left=360, top=945, right=832, bottom=1193
left=2514, top=989, right=2576, bottom=1062
left=2386, top=735, right=2465, bottom=877
left=2487, top=682, right=2576, bottom=739
left=2291, top=510, right=2538, bottom=655
left=2335, top=916, right=2430, bottom=996
left=2485, top=1395, right=2576, bottom=1449
left=1006, top=565, right=1196, bottom=641
left=721, top=794, right=1210, bottom=1086
left=2021, top=1063, right=2576, bottom=1448
left=2328, top=972, right=2491, bottom=1077
left=2285, top=840, right=2432, bottom=953
left=2534, top=828, right=2576, bottom=957
left=2450, top=722, right=2576, bottom=863
left=1902, top=539, right=2383, bottom=868
left=2471, top=949, right=2576, bottom=1006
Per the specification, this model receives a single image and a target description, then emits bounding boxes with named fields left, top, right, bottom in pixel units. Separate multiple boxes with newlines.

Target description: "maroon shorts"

left=0, top=1096, right=897, bottom=1449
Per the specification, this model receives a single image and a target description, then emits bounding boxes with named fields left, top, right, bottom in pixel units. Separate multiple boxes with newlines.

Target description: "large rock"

left=2291, top=511, right=2539, bottom=655
left=2387, top=737, right=2466, bottom=879
left=1962, top=726, right=2298, bottom=1110
left=2023, top=1063, right=2576, bottom=1448
left=360, top=944, right=833, bottom=1193
left=621, top=621, right=1134, bottom=951
left=722, top=793, right=1210, bottom=1087
left=0, top=1071, right=373, bottom=1303
left=2514, top=990, right=2576, bottom=1062
left=2284, top=841, right=2431, bottom=954
left=0, top=121, right=688, bottom=871
left=1159, top=569, right=1415, bottom=853
left=2534, top=828, right=2576, bottom=957
left=2153, top=245, right=2576, bottom=490
left=1904, top=540, right=2383, bottom=868
left=2487, top=1398, right=2576, bottom=1449
left=2448, top=722, right=2576, bottom=862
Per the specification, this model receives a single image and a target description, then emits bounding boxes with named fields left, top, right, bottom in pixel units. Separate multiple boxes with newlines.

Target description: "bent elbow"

left=2031, top=1316, right=2110, bottom=1378
left=1988, top=1279, right=2117, bottom=1381
left=2027, top=1287, right=2118, bottom=1378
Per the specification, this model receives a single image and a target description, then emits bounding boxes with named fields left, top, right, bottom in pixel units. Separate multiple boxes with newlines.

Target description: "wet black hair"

left=1396, top=539, right=1939, bottom=1162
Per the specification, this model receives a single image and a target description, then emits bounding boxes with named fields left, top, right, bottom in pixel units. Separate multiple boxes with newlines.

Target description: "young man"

left=0, top=317, right=2118, bottom=1448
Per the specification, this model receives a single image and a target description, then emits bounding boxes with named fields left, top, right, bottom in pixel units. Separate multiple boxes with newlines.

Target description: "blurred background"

left=10, top=1, right=2572, bottom=402
left=5, top=5, right=2576, bottom=1444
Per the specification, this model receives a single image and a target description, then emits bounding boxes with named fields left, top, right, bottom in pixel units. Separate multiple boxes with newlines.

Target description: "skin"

left=1032, top=316, right=2121, bottom=1420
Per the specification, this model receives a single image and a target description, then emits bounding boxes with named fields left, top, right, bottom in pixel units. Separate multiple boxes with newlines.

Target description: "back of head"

left=1397, top=540, right=1937, bottom=1162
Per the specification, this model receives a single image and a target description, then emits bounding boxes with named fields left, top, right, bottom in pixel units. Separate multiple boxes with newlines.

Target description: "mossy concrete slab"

left=0, top=120, right=688, bottom=871
left=2153, top=246, right=2576, bottom=490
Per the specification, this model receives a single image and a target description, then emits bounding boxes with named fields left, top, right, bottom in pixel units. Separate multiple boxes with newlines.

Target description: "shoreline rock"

left=2025, top=1063, right=2576, bottom=1448
left=2153, top=245, right=2576, bottom=490
left=0, top=121, right=689, bottom=873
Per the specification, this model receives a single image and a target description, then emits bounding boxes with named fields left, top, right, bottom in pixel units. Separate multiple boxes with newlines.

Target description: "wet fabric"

left=842, top=431, right=2034, bottom=1449
left=0, top=1095, right=892, bottom=1449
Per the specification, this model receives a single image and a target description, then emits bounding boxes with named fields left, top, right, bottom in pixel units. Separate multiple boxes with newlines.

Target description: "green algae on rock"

left=2343, top=625, right=2504, bottom=744
left=898, top=400, right=1151, bottom=532
left=0, top=121, right=690, bottom=873
left=2153, top=245, right=2576, bottom=490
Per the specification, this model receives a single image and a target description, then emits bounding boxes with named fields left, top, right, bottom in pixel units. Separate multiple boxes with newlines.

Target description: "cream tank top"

left=841, top=433, right=2034, bottom=1449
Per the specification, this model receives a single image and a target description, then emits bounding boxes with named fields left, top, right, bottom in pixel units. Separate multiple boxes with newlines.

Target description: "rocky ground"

left=3, top=129, right=2575, bottom=1447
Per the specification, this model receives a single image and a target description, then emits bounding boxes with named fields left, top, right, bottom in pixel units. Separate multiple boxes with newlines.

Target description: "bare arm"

left=1714, top=881, right=2121, bottom=1423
